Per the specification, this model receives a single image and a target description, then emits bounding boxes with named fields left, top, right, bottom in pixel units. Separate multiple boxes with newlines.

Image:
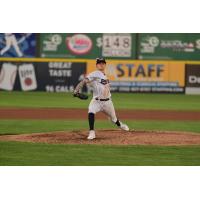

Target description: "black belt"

left=95, top=98, right=110, bottom=101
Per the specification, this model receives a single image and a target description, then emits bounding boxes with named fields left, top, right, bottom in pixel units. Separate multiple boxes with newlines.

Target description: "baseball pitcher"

left=73, top=58, right=129, bottom=140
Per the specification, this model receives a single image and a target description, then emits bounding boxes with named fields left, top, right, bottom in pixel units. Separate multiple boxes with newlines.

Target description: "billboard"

left=0, top=63, right=17, bottom=90
left=0, top=58, right=188, bottom=93
left=40, top=33, right=136, bottom=59
left=138, top=33, right=200, bottom=60
left=185, top=64, right=200, bottom=94
left=0, top=33, right=36, bottom=57
left=87, top=60, right=185, bottom=93
left=0, top=60, right=86, bottom=92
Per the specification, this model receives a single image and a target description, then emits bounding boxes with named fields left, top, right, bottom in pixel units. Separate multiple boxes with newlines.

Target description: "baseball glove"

left=73, top=92, right=88, bottom=100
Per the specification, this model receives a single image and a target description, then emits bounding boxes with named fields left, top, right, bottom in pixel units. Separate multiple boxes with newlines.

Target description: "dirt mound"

left=0, top=108, right=200, bottom=120
left=1, top=130, right=200, bottom=146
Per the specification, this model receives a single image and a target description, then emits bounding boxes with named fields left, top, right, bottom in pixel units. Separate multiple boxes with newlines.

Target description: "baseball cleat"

left=87, top=130, right=96, bottom=140
left=120, top=123, right=129, bottom=131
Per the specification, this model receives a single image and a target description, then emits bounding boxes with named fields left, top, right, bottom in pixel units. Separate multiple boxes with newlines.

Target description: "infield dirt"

left=1, top=107, right=200, bottom=146
left=0, top=108, right=200, bottom=120
left=1, top=130, right=200, bottom=146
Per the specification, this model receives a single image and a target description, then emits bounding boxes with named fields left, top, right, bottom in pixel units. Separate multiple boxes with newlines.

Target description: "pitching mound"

left=1, top=130, right=200, bottom=146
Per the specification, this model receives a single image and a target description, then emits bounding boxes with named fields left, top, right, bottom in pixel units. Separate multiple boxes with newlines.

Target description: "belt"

left=95, top=98, right=110, bottom=101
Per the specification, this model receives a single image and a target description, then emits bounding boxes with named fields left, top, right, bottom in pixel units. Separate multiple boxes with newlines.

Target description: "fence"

left=0, top=33, right=200, bottom=94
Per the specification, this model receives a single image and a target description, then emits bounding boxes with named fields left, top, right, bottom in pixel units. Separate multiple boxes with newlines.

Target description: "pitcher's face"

left=96, top=62, right=106, bottom=71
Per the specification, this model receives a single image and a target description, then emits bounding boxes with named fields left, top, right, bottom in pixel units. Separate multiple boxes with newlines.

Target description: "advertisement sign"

left=0, top=33, right=36, bottom=57
left=0, top=61, right=86, bottom=92
left=185, top=64, right=200, bottom=94
left=36, top=61, right=86, bottom=92
left=87, top=60, right=185, bottom=93
left=18, top=64, right=37, bottom=91
left=40, top=33, right=136, bottom=59
left=138, top=33, right=200, bottom=60
left=0, top=63, right=17, bottom=90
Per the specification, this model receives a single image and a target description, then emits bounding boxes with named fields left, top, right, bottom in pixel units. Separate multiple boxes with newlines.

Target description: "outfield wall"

left=0, top=58, right=199, bottom=94
left=1, top=34, right=200, bottom=94
left=1, top=33, right=200, bottom=61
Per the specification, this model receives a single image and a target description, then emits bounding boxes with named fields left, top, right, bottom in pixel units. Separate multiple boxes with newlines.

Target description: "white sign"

left=0, top=63, right=17, bottom=91
left=18, top=64, right=37, bottom=91
left=102, top=34, right=132, bottom=57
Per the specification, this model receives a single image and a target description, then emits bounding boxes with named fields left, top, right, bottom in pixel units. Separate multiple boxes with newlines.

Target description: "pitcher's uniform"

left=74, top=57, right=129, bottom=140
left=87, top=70, right=118, bottom=123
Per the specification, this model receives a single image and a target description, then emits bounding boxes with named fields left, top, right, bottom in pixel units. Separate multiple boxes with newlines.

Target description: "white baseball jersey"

left=87, top=70, right=118, bottom=123
left=86, top=70, right=111, bottom=99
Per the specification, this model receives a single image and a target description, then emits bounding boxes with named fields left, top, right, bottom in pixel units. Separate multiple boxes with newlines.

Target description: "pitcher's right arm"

left=74, top=78, right=90, bottom=94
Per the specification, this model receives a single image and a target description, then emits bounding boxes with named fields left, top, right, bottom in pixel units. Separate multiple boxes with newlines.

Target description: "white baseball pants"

left=88, top=98, right=118, bottom=123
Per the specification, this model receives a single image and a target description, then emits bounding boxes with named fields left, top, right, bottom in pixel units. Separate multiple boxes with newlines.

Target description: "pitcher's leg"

left=87, top=99, right=101, bottom=139
left=88, top=99, right=101, bottom=130
left=103, top=100, right=129, bottom=131
left=103, top=100, right=118, bottom=123
left=88, top=113, right=95, bottom=130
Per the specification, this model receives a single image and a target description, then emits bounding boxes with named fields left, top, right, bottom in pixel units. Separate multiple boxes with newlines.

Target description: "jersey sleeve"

left=86, top=71, right=96, bottom=82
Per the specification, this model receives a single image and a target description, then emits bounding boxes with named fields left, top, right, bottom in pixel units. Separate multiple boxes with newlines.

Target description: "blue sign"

left=0, top=33, right=36, bottom=57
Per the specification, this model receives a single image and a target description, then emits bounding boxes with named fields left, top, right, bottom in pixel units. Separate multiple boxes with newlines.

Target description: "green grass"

left=1, top=141, right=200, bottom=165
left=0, top=92, right=200, bottom=166
left=0, top=91, right=200, bottom=110
left=0, top=120, right=200, bottom=135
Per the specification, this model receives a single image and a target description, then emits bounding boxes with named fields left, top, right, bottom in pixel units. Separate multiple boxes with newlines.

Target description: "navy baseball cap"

left=96, top=58, right=106, bottom=64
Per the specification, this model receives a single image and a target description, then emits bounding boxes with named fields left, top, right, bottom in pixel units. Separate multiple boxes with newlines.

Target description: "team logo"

left=140, top=36, right=160, bottom=54
left=66, top=34, right=92, bottom=55
left=100, top=79, right=109, bottom=85
left=148, top=36, right=160, bottom=47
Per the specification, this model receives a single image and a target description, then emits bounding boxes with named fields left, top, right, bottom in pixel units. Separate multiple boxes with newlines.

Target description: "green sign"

left=138, top=33, right=200, bottom=60
left=40, top=33, right=136, bottom=59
